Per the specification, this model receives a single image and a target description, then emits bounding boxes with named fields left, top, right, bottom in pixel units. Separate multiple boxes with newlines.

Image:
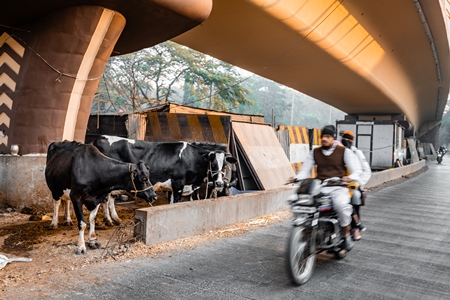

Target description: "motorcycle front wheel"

left=285, top=226, right=316, bottom=285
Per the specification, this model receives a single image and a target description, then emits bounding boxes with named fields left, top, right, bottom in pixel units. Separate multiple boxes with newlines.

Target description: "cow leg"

left=191, top=188, right=200, bottom=201
left=107, top=196, right=121, bottom=225
left=102, top=195, right=113, bottom=226
left=171, top=180, right=184, bottom=203
left=71, top=193, right=87, bottom=255
left=62, top=198, right=73, bottom=226
left=88, top=204, right=101, bottom=249
left=50, top=189, right=72, bottom=229
left=76, top=220, right=87, bottom=255
left=103, top=194, right=121, bottom=226
left=50, top=199, right=61, bottom=229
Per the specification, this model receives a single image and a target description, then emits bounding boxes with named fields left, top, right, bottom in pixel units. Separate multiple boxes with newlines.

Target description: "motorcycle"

left=437, top=151, right=443, bottom=164
left=285, top=177, right=355, bottom=286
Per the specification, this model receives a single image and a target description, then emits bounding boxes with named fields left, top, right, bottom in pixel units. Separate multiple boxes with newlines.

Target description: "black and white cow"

left=93, top=136, right=237, bottom=204
left=195, top=161, right=238, bottom=199
left=47, top=142, right=122, bottom=229
left=46, top=141, right=77, bottom=229
left=45, top=141, right=156, bottom=254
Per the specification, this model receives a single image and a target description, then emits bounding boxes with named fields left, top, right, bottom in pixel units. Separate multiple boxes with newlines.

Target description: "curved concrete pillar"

left=0, top=6, right=125, bottom=154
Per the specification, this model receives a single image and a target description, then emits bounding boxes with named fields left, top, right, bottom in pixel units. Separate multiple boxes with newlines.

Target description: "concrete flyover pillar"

left=0, top=1, right=212, bottom=210
left=0, top=6, right=125, bottom=154
left=418, top=123, right=440, bottom=150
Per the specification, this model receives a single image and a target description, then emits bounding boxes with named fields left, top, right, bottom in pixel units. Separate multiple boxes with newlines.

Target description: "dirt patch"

left=0, top=193, right=291, bottom=294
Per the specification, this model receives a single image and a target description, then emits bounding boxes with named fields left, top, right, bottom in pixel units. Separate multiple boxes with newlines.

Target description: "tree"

left=239, top=74, right=345, bottom=128
left=93, top=41, right=253, bottom=113
left=92, top=41, right=345, bottom=130
left=240, top=75, right=289, bottom=124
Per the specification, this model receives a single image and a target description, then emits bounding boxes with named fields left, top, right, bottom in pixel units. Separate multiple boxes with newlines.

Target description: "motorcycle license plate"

left=292, top=206, right=317, bottom=214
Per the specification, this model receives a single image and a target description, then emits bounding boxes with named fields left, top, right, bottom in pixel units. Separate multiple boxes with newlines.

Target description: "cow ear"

left=203, top=152, right=214, bottom=160
left=226, top=156, right=238, bottom=164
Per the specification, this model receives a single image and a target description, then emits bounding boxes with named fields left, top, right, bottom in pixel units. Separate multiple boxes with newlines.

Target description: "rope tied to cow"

left=201, top=160, right=226, bottom=200
left=207, top=159, right=226, bottom=179
left=128, top=163, right=154, bottom=197
left=101, top=220, right=138, bottom=260
left=201, top=179, right=220, bottom=200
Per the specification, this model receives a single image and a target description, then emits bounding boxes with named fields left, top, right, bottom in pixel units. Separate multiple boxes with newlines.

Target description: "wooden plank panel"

left=147, top=113, right=163, bottom=138
left=232, top=122, right=295, bottom=190
left=166, top=113, right=182, bottom=140
left=126, top=113, right=147, bottom=140
left=208, top=115, right=228, bottom=144
left=186, top=114, right=204, bottom=141
left=144, top=112, right=230, bottom=144
left=168, top=103, right=266, bottom=124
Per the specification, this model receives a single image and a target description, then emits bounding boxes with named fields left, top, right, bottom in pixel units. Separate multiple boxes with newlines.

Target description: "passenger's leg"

left=330, top=187, right=352, bottom=227
left=330, top=187, right=353, bottom=250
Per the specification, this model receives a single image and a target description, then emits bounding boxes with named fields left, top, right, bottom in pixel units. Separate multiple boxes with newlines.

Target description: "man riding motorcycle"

left=290, top=125, right=362, bottom=251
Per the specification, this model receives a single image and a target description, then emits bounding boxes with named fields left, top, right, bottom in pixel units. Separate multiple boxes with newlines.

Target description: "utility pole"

left=329, top=105, right=332, bottom=124
left=290, top=89, right=295, bottom=125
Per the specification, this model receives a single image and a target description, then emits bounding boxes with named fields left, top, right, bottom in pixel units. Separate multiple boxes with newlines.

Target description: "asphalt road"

left=15, top=161, right=450, bottom=299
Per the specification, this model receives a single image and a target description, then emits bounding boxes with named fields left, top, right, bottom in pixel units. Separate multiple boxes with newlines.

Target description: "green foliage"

left=92, top=41, right=345, bottom=130
left=94, top=41, right=252, bottom=113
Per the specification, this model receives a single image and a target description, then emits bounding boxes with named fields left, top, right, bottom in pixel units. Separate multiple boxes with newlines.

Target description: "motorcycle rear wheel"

left=285, top=226, right=316, bottom=285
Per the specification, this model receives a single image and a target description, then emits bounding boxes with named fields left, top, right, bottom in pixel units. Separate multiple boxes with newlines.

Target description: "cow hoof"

left=104, top=220, right=114, bottom=226
left=63, top=221, right=73, bottom=226
left=49, top=223, right=58, bottom=230
left=88, top=241, right=101, bottom=249
left=75, top=248, right=86, bottom=255
left=112, top=218, right=122, bottom=225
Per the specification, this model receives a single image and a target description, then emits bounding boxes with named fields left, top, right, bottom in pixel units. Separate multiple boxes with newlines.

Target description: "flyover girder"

left=173, top=0, right=450, bottom=134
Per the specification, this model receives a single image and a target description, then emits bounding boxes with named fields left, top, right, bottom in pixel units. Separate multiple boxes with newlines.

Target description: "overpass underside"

left=173, top=0, right=450, bottom=140
left=0, top=0, right=449, bottom=154
left=0, top=1, right=212, bottom=155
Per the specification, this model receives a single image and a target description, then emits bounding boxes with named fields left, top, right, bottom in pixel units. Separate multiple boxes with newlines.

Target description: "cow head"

left=223, top=155, right=238, bottom=188
left=129, top=161, right=156, bottom=203
left=205, top=151, right=238, bottom=192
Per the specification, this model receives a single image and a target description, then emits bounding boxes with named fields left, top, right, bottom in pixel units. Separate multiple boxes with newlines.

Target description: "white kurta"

left=294, top=144, right=362, bottom=226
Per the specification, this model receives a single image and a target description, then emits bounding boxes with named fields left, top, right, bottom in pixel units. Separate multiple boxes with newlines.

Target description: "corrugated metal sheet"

left=337, top=121, right=408, bottom=169
left=145, top=112, right=230, bottom=144
left=309, top=128, right=321, bottom=148
left=276, top=129, right=290, bottom=159
left=232, top=122, right=295, bottom=190
left=168, top=103, right=266, bottom=124
left=85, top=115, right=128, bottom=144
left=372, top=124, right=394, bottom=168
left=278, top=125, right=310, bottom=173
